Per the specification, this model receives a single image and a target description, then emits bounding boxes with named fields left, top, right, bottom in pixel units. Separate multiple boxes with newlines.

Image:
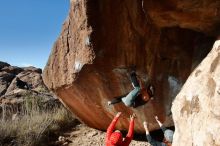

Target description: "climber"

left=15, top=77, right=30, bottom=90
left=143, top=116, right=174, bottom=146
left=106, top=112, right=135, bottom=146
left=108, top=71, right=154, bottom=107
left=155, top=116, right=173, bottom=145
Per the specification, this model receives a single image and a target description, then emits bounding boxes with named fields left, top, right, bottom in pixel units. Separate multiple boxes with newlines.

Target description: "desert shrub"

left=0, top=94, right=77, bottom=146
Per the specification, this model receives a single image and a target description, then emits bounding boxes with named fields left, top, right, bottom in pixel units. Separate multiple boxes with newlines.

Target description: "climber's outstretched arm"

left=155, top=116, right=166, bottom=132
left=123, top=114, right=135, bottom=145
left=106, top=112, right=121, bottom=140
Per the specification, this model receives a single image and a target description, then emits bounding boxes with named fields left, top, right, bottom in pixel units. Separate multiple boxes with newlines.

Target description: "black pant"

left=145, top=126, right=167, bottom=146
left=146, top=134, right=166, bottom=146
left=130, top=71, right=140, bottom=87
left=110, top=95, right=123, bottom=104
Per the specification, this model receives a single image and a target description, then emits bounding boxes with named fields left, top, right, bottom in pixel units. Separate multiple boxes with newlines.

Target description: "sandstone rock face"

left=143, top=0, right=220, bottom=35
left=43, top=0, right=219, bottom=133
left=172, top=40, right=220, bottom=146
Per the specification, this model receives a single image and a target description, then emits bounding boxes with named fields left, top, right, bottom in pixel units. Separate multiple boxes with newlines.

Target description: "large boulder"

left=172, top=40, right=220, bottom=146
left=43, top=0, right=220, bottom=133
left=143, top=0, right=220, bottom=35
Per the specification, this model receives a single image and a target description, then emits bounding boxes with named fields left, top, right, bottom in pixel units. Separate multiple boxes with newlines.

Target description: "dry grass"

left=0, top=95, right=77, bottom=146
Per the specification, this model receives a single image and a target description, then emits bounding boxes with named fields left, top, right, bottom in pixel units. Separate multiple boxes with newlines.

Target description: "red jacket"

left=106, top=116, right=134, bottom=146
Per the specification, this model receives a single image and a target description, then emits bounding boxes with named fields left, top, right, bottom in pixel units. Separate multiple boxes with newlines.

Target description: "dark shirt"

left=146, top=134, right=166, bottom=146
left=146, top=126, right=168, bottom=146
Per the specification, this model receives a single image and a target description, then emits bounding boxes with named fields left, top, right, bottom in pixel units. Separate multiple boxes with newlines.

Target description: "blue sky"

left=0, top=0, right=70, bottom=69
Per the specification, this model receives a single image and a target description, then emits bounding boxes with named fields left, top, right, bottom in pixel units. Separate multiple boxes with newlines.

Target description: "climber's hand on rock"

left=143, top=121, right=148, bottom=130
left=116, top=112, right=122, bottom=118
left=107, top=101, right=112, bottom=106
left=130, top=113, right=136, bottom=120
left=155, top=116, right=159, bottom=121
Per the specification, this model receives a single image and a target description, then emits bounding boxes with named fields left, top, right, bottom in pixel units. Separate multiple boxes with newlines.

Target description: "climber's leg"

left=130, top=71, right=140, bottom=88
left=122, top=87, right=141, bottom=107
left=108, top=96, right=123, bottom=105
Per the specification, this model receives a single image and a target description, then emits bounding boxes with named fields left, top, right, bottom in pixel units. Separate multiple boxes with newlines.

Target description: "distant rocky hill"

left=0, top=61, right=57, bottom=107
left=0, top=61, right=44, bottom=96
